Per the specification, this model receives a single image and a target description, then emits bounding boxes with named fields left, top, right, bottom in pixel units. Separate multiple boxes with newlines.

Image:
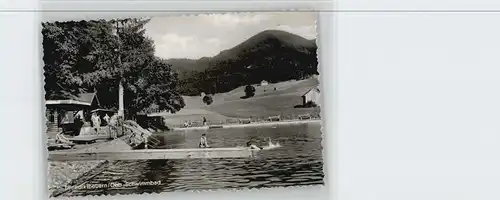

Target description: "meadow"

left=152, top=77, right=320, bottom=127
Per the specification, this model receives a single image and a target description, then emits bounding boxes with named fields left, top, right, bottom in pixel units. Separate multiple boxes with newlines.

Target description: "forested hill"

left=170, top=30, right=319, bottom=96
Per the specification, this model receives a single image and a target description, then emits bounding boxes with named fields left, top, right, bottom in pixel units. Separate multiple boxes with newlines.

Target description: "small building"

left=301, top=87, right=320, bottom=106
left=45, top=92, right=101, bottom=134
left=260, top=80, right=269, bottom=86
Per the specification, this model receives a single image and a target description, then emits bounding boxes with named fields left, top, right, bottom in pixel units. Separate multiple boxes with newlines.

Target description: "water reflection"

left=64, top=123, right=324, bottom=197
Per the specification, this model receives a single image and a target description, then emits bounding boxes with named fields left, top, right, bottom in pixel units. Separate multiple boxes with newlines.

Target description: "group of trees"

left=243, top=85, right=256, bottom=99
left=42, top=18, right=185, bottom=119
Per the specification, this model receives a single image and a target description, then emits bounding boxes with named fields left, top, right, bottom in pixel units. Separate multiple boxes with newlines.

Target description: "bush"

left=136, top=115, right=169, bottom=131
left=203, top=95, right=213, bottom=105
left=244, top=85, right=256, bottom=97
left=304, top=100, right=318, bottom=108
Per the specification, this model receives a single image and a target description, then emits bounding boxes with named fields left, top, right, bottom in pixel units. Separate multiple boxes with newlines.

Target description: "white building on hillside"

left=302, top=87, right=320, bottom=106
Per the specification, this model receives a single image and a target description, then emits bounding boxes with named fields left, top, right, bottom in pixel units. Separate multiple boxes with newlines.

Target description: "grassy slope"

left=208, top=78, right=320, bottom=119
left=158, top=77, right=320, bottom=127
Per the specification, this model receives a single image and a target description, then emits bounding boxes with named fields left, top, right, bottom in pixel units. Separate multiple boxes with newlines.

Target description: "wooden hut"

left=45, top=92, right=101, bottom=135
left=301, top=87, right=320, bottom=106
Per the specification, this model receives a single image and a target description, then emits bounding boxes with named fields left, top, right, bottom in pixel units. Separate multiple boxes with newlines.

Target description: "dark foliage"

left=242, top=85, right=256, bottom=98
left=295, top=100, right=318, bottom=108
left=305, top=100, right=318, bottom=108
left=136, top=115, right=169, bottom=131
left=202, top=95, right=213, bottom=105
left=42, top=19, right=185, bottom=118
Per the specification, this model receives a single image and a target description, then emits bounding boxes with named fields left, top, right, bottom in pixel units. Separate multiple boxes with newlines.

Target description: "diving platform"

left=48, top=147, right=253, bottom=161
left=69, top=135, right=99, bottom=144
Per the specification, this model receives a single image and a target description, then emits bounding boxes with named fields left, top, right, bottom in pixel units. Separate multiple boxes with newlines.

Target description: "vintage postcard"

left=44, top=12, right=322, bottom=198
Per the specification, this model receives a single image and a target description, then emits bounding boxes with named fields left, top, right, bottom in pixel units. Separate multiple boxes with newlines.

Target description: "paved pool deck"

left=47, top=138, right=132, bottom=197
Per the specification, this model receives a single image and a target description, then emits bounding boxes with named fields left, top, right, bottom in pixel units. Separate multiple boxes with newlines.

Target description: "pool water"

left=64, top=123, right=324, bottom=196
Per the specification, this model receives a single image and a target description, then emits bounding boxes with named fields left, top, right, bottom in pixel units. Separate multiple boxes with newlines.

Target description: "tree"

left=244, top=85, right=256, bottom=97
left=42, top=20, right=119, bottom=99
left=203, top=95, right=213, bottom=105
left=127, top=58, right=185, bottom=117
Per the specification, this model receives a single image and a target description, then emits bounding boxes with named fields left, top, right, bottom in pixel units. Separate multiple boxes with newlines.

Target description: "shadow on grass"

left=294, top=104, right=319, bottom=108
left=240, top=95, right=255, bottom=99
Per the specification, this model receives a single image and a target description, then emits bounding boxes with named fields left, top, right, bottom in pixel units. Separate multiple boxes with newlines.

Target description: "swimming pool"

left=63, top=123, right=324, bottom=196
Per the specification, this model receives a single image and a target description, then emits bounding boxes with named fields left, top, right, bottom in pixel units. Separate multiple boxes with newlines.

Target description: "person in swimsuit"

left=246, top=141, right=263, bottom=150
left=55, top=132, right=73, bottom=145
left=199, top=133, right=210, bottom=148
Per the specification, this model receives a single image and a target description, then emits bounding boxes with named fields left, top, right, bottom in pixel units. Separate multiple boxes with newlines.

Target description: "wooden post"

left=118, top=80, right=124, bottom=117
left=114, top=20, right=125, bottom=119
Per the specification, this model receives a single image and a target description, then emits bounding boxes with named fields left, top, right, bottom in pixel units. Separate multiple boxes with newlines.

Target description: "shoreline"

left=171, top=119, right=321, bottom=131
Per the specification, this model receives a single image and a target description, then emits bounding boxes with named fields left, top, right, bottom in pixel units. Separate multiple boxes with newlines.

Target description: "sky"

left=144, top=12, right=317, bottom=59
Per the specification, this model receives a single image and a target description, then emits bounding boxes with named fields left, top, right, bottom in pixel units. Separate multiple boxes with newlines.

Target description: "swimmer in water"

left=199, top=133, right=210, bottom=148
left=246, top=141, right=263, bottom=150
left=267, top=137, right=273, bottom=146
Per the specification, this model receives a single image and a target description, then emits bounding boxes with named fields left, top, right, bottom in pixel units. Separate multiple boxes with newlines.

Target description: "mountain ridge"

left=167, top=29, right=319, bottom=95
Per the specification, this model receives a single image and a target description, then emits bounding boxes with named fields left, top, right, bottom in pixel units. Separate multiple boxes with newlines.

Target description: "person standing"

left=109, top=114, right=119, bottom=139
left=90, top=113, right=95, bottom=127
left=104, top=114, right=110, bottom=125
left=91, top=112, right=100, bottom=134
left=74, top=110, right=85, bottom=135
left=97, top=114, right=101, bottom=127
left=203, top=117, right=207, bottom=126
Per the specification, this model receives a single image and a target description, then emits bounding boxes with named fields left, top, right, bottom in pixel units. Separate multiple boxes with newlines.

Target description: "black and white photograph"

left=44, top=12, right=323, bottom=198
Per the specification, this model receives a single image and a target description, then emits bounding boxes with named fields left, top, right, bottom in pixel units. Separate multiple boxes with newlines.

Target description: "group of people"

left=183, top=120, right=193, bottom=128
left=76, top=110, right=120, bottom=138
left=183, top=117, right=207, bottom=128
left=183, top=117, right=208, bottom=128
left=53, top=109, right=121, bottom=145
left=91, top=112, right=112, bottom=128
left=198, top=133, right=263, bottom=150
